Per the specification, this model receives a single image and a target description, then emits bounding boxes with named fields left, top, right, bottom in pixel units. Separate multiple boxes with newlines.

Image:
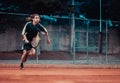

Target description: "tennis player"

left=20, top=14, right=51, bottom=69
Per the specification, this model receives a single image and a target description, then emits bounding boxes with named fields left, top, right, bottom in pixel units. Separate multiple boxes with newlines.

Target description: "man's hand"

left=46, top=38, right=51, bottom=45
left=25, top=39, right=29, bottom=43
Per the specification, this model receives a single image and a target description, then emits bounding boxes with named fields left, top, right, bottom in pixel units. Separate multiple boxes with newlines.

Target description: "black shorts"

left=23, top=42, right=33, bottom=50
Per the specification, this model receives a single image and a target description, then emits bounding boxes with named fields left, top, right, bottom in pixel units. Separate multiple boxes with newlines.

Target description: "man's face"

left=33, top=15, right=40, bottom=24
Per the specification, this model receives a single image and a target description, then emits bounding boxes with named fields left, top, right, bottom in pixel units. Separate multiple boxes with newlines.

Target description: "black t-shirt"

left=22, top=22, right=47, bottom=41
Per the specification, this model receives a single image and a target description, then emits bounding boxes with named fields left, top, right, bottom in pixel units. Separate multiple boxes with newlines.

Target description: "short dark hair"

left=26, top=14, right=40, bottom=21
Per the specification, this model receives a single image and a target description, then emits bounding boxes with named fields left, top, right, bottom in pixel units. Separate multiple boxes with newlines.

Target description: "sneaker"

left=20, top=63, right=24, bottom=69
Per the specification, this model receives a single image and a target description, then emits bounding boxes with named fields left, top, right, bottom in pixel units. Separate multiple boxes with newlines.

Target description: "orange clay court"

left=0, top=64, right=120, bottom=83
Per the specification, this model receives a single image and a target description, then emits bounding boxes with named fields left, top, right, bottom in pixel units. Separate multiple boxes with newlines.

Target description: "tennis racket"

left=31, top=33, right=41, bottom=48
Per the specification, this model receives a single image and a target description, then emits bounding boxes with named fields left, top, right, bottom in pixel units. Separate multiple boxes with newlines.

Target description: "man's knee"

left=29, top=51, right=35, bottom=57
left=28, top=48, right=35, bottom=56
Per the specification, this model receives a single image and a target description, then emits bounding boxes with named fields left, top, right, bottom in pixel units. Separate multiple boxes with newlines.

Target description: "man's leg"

left=28, top=48, right=36, bottom=57
left=20, top=50, right=27, bottom=69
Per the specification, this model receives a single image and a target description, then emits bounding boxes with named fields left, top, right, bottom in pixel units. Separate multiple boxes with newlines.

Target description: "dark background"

left=0, top=0, right=120, bottom=21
